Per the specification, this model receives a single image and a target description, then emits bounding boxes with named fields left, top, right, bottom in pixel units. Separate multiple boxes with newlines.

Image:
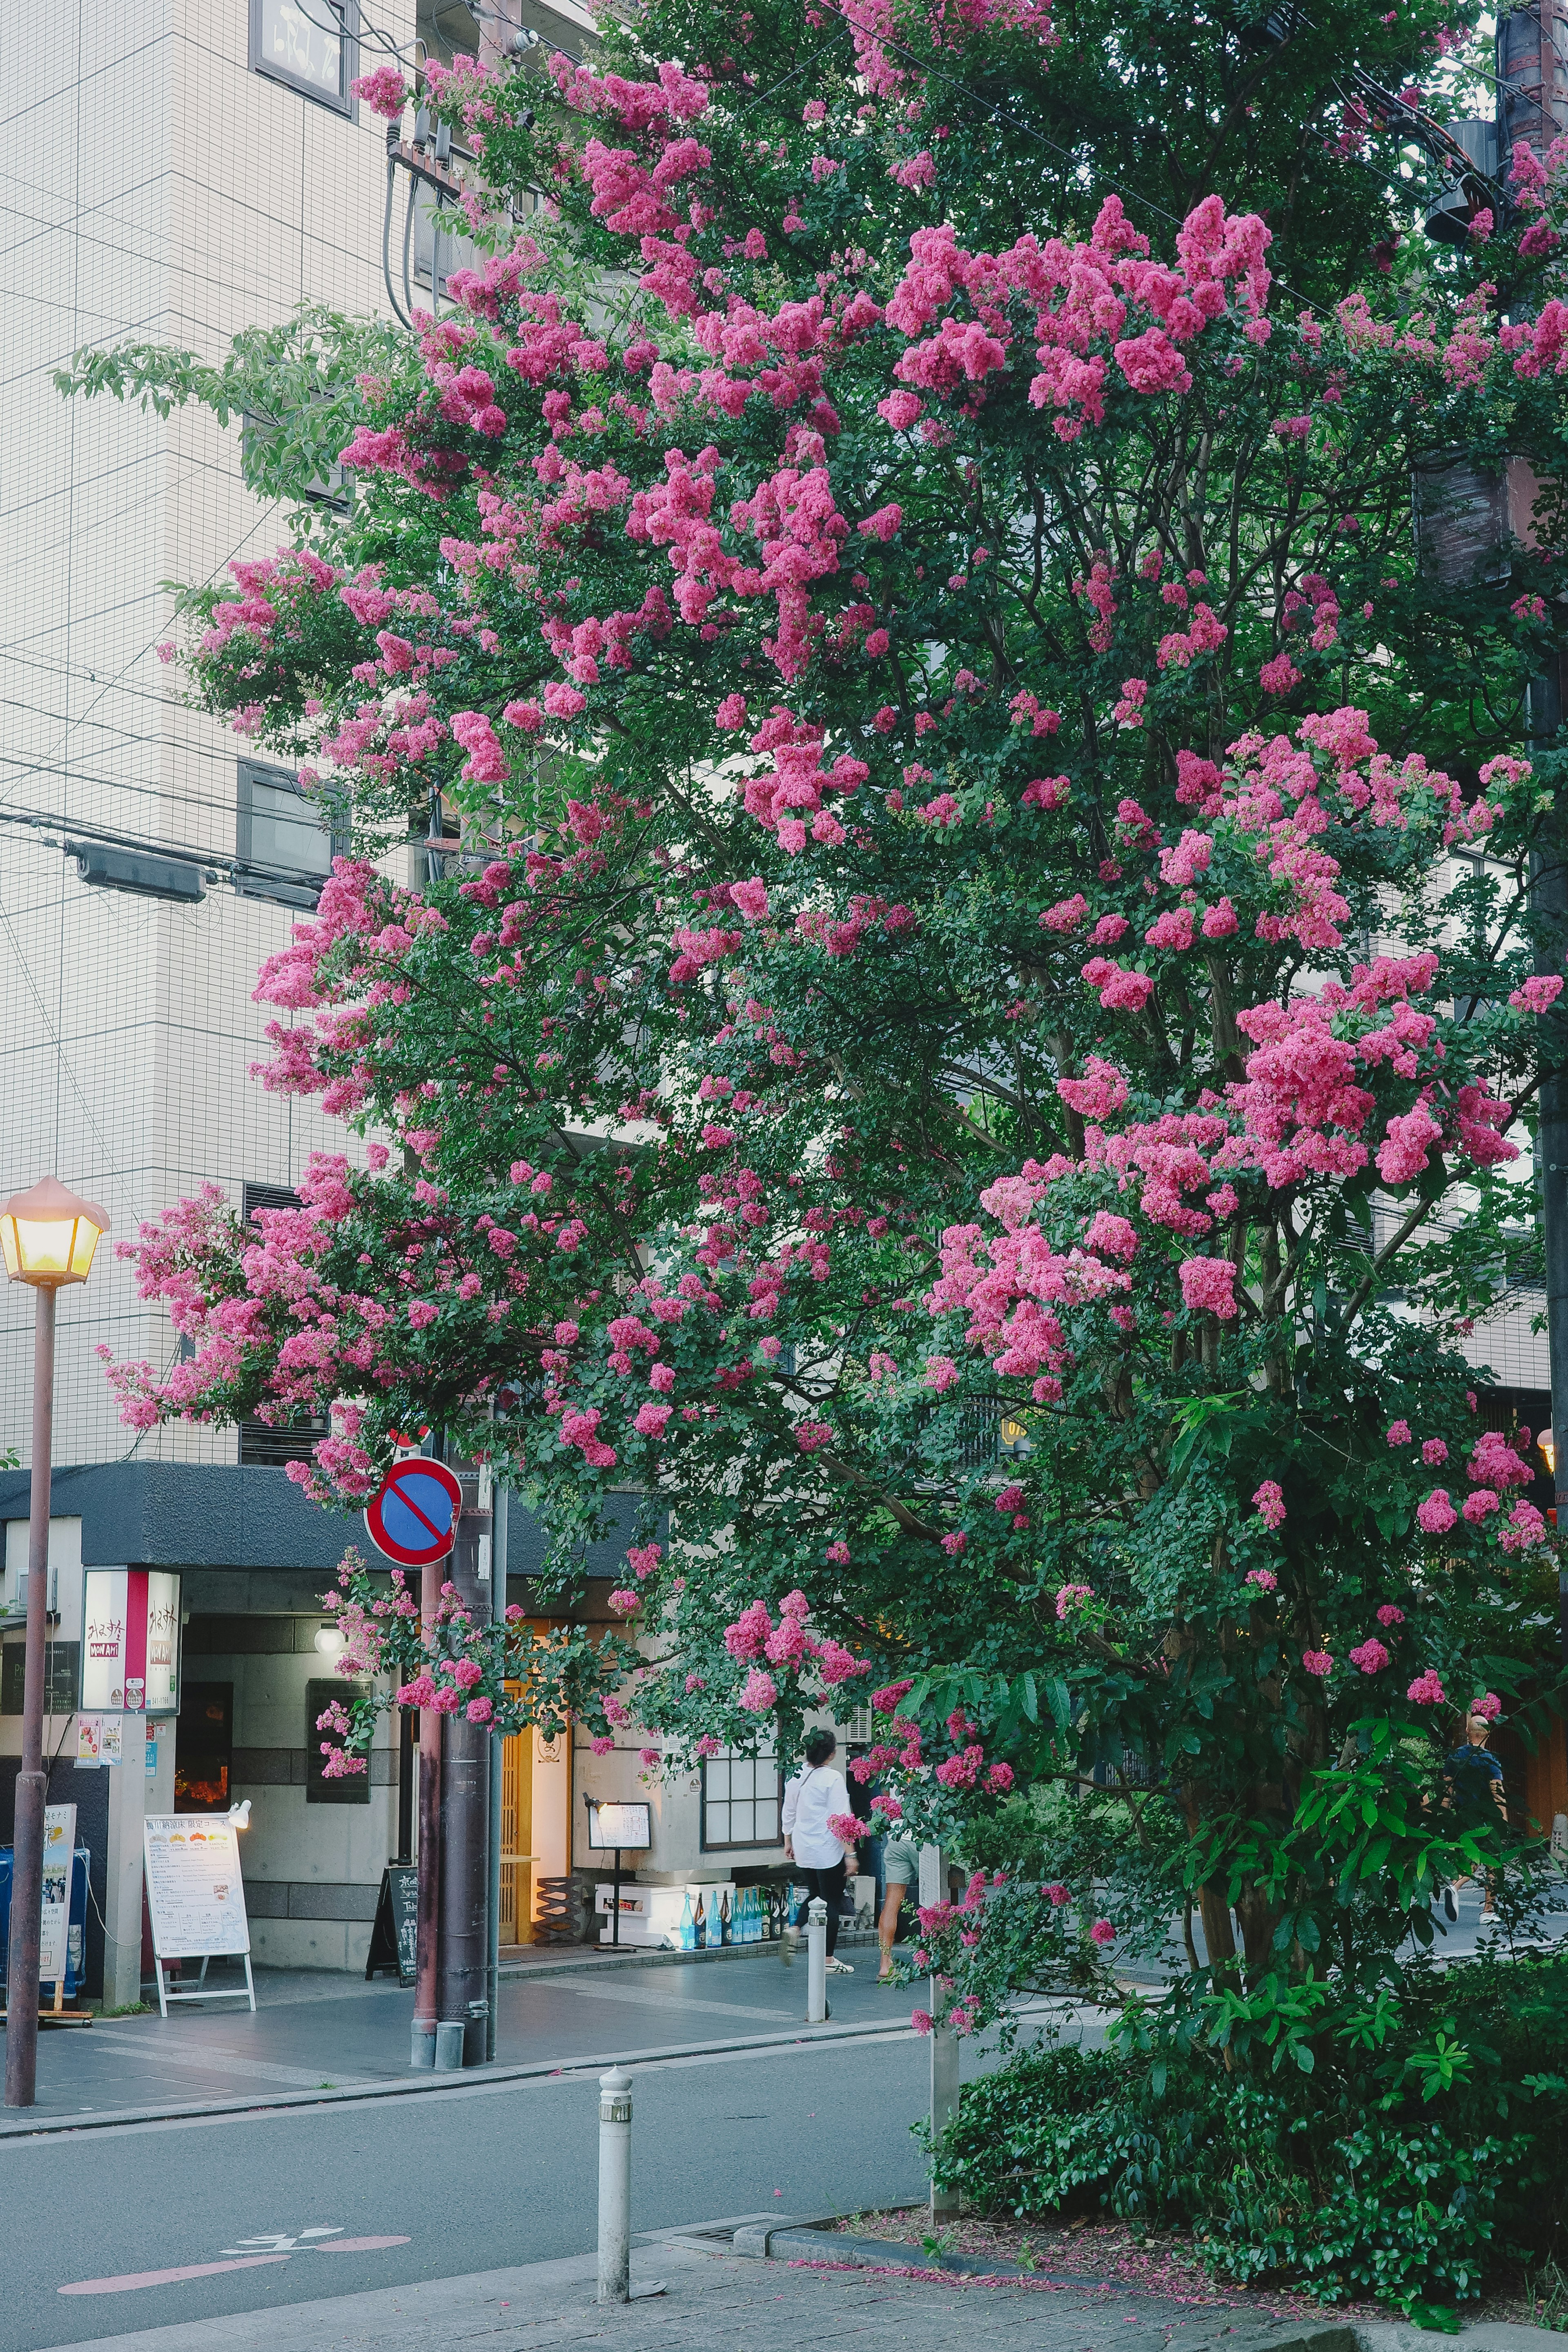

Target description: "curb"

left=742, top=2227, right=1358, bottom=2351
left=739, top=2229, right=1550, bottom=2352
left=0, top=2010, right=920, bottom=2142
left=1353, top=2331, right=1561, bottom=2351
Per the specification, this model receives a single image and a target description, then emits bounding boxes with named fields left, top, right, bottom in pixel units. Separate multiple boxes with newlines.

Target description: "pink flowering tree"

left=308, top=1549, right=631, bottom=1773
left=75, top=0, right=1568, bottom=2158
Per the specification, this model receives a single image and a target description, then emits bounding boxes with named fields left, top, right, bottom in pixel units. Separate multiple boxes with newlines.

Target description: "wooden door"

left=500, top=1697, right=533, bottom=1945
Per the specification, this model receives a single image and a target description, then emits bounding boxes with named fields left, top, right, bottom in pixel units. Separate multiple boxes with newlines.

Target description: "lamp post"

left=2, top=1176, right=109, bottom=2108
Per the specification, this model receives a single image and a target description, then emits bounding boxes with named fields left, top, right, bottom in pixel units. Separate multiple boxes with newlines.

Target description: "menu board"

left=81, top=1570, right=182, bottom=1714
left=38, top=1803, right=76, bottom=1982
left=143, top=1815, right=251, bottom=1958
left=586, top=1799, right=651, bottom=1849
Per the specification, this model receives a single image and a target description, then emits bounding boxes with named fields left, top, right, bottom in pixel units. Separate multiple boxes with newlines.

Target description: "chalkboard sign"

left=365, top=1864, right=418, bottom=1984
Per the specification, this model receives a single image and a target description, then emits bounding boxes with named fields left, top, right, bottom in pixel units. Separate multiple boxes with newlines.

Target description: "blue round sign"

left=365, top=1459, right=463, bottom=1567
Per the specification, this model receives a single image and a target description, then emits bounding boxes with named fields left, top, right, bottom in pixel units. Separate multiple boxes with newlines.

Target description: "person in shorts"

left=1442, top=1711, right=1507, bottom=1920
left=878, top=1837, right=918, bottom=1982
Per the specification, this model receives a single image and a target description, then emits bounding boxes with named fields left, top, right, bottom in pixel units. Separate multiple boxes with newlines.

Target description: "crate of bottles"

left=593, top=1880, right=784, bottom=1948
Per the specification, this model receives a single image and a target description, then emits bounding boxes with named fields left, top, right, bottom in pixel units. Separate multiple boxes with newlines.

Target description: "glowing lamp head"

left=0, top=1176, right=111, bottom=1288
left=314, top=1624, right=346, bottom=1658
left=1542, top=1427, right=1557, bottom=1477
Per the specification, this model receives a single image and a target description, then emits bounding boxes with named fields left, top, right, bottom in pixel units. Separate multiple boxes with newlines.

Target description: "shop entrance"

left=499, top=1683, right=572, bottom=1945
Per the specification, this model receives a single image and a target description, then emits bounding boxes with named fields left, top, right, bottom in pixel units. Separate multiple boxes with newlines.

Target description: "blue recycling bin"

left=0, top=1845, right=91, bottom=1998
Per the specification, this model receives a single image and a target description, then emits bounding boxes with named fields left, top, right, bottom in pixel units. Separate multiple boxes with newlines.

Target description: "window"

left=238, top=1184, right=329, bottom=1467
left=174, top=1683, right=234, bottom=1811
left=249, top=0, right=357, bottom=113
left=700, top=1746, right=782, bottom=1851
left=307, top=1678, right=370, bottom=1803
left=237, top=761, right=342, bottom=909
left=1, top=1641, right=79, bottom=1715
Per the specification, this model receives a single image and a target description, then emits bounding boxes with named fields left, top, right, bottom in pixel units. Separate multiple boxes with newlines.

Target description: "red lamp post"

left=2, top=1177, right=109, bottom=2108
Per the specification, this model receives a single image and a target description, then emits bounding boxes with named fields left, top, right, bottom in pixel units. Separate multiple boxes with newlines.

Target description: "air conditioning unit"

left=68, top=841, right=205, bottom=903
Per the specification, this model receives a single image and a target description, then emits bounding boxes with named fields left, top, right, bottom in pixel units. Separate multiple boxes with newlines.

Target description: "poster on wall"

left=81, top=1570, right=181, bottom=1714
left=75, top=1714, right=123, bottom=1766
left=38, top=1803, right=76, bottom=1984
left=143, top=1815, right=251, bottom=1958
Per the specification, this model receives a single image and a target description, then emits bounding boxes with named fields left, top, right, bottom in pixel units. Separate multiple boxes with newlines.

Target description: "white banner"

left=39, top=1803, right=76, bottom=1983
left=143, top=1815, right=251, bottom=1958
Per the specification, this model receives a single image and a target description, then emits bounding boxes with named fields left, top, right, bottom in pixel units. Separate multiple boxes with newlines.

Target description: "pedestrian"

left=782, top=1728, right=856, bottom=1973
left=1441, top=1709, right=1507, bottom=1920
left=878, top=1835, right=918, bottom=1983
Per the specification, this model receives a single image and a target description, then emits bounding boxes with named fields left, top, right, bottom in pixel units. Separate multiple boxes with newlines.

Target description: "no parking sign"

left=364, top=1459, right=463, bottom=1567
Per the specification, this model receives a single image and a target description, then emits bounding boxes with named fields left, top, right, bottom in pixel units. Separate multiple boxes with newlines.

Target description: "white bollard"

left=920, top=1842, right=960, bottom=2219
left=929, top=2018, right=961, bottom=2219
left=805, top=1895, right=828, bottom=2023
left=597, top=2064, right=633, bottom=2302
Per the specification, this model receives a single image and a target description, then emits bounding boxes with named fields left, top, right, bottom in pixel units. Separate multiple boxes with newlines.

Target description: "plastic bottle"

left=679, top=1889, right=696, bottom=1951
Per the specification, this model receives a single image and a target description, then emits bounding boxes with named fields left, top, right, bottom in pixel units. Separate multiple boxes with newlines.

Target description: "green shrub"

left=928, top=1953, right=1568, bottom=2321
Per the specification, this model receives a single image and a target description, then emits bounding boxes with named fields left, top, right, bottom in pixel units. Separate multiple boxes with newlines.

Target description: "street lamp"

left=2, top=1177, right=109, bottom=2109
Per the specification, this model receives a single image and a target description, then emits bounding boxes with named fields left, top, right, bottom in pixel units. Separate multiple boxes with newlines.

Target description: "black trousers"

left=800, top=1860, right=848, bottom=1955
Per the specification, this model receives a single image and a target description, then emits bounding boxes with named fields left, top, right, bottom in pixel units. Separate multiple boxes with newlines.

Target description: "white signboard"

left=81, top=1570, right=181, bottom=1714
left=39, top=1803, right=76, bottom=1983
left=143, top=1815, right=251, bottom=1958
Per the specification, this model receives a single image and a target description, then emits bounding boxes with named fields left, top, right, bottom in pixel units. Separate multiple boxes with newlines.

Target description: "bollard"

left=597, top=2064, right=633, bottom=2303
left=433, top=2019, right=465, bottom=2071
left=805, top=1895, right=828, bottom=2024
left=920, top=1841, right=960, bottom=2218
left=929, top=2016, right=960, bottom=2218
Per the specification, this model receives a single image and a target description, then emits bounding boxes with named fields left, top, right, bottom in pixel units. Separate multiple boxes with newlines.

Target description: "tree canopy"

left=76, top=0, right=1568, bottom=2072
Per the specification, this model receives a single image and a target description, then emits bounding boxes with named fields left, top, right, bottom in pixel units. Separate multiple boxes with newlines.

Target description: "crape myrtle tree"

left=80, top=0, right=1568, bottom=2082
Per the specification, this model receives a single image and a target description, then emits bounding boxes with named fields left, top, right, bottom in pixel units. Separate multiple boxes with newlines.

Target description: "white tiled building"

left=0, top=0, right=792, bottom=1991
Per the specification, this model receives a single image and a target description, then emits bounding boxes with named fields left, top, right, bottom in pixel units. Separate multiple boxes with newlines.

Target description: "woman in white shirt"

left=782, top=1728, right=855, bottom=1973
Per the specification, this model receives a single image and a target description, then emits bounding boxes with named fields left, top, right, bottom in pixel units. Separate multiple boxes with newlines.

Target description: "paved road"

left=1, top=1938, right=931, bottom=2125
left=0, top=2010, right=1034, bottom=2352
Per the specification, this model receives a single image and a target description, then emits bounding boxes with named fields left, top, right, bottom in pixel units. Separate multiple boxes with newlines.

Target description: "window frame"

left=248, top=0, right=359, bottom=116
left=236, top=760, right=345, bottom=909
left=699, top=1745, right=784, bottom=1853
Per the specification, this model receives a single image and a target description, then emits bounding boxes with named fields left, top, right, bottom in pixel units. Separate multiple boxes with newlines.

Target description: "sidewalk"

left=33, top=2236, right=1369, bottom=2352
left=34, top=2233, right=1559, bottom=2352
left=0, top=1936, right=1034, bottom=2134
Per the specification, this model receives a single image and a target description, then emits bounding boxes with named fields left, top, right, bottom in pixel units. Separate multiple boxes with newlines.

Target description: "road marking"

left=315, top=2235, right=411, bottom=2252
left=220, top=2228, right=344, bottom=2254
left=89, top=2033, right=368, bottom=2091
left=60, top=2256, right=292, bottom=2294
left=534, top=1979, right=794, bottom=2024
left=61, top=2230, right=410, bottom=2296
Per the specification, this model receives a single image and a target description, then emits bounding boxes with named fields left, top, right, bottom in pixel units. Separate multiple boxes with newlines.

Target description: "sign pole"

left=359, top=1454, right=462, bottom=2071
left=412, top=1558, right=442, bottom=2070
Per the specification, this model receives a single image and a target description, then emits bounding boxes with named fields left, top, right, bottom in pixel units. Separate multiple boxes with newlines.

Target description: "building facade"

left=0, top=0, right=798, bottom=1991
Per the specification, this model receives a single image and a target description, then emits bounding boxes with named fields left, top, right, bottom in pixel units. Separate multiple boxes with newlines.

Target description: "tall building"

left=0, top=0, right=793, bottom=1998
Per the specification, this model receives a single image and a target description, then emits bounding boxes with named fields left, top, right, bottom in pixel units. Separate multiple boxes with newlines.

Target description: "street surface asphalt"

left=0, top=1938, right=1037, bottom=2352
left=0, top=1884, right=1556, bottom=2352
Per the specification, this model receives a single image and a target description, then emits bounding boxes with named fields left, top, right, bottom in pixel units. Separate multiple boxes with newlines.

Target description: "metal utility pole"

left=1, top=1178, right=109, bottom=2109
left=437, top=1487, right=492, bottom=2067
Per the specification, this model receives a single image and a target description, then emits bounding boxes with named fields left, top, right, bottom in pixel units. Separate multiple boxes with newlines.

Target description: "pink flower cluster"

left=721, top=1590, right=870, bottom=1695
